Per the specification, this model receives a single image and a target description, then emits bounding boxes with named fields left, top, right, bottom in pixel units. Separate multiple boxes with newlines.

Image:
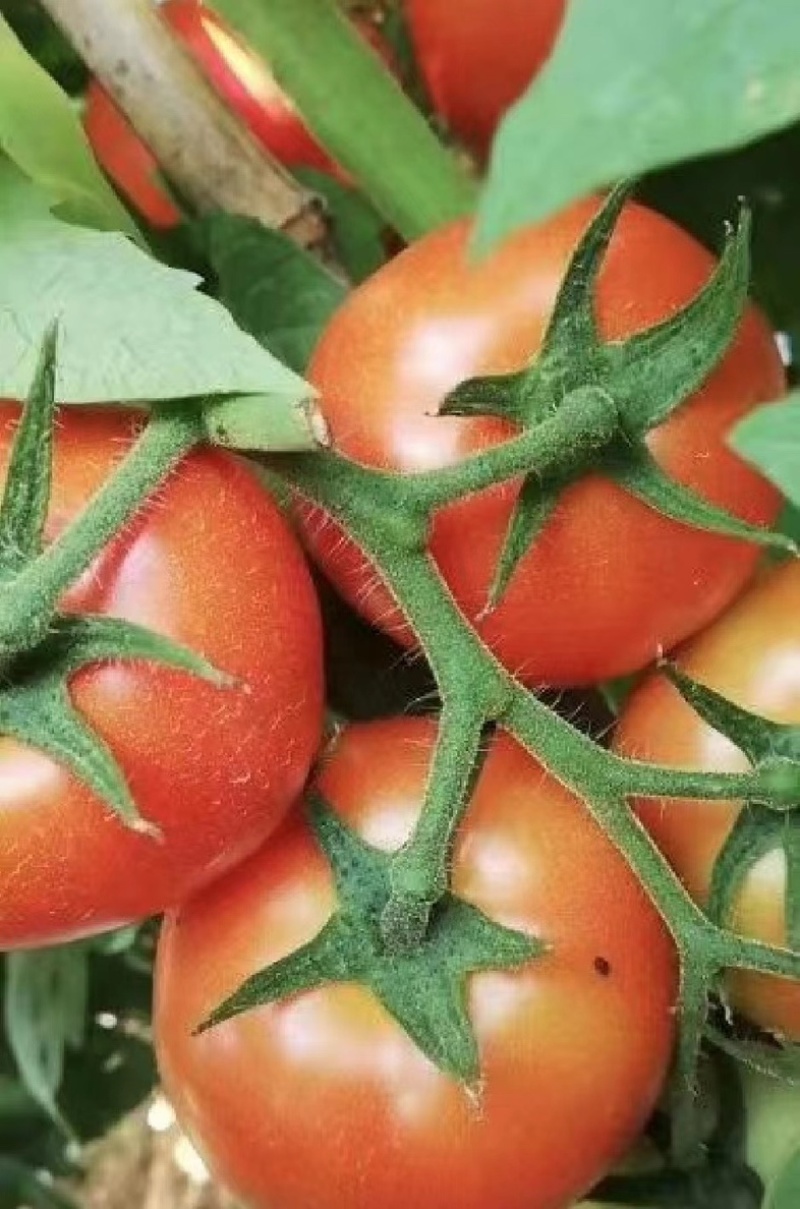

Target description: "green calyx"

left=0, top=325, right=229, bottom=832
left=197, top=791, right=545, bottom=1084
left=664, top=663, right=800, bottom=951
left=441, top=181, right=793, bottom=610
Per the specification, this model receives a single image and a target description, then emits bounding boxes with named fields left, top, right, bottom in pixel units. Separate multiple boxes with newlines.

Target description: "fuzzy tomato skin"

left=155, top=716, right=677, bottom=1209
left=407, top=0, right=566, bottom=159
left=300, top=197, right=783, bottom=688
left=83, top=1, right=391, bottom=227
left=615, top=560, right=800, bottom=1041
left=0, top=405, right=323, bottom=949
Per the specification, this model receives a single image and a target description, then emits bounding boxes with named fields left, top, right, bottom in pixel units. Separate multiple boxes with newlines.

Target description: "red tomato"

left=0, top=404, right=323, bottom=948
left=615, top=560, right=800, bottom=1041
left=300, top=197, right=783, bottom=687
left=407, top=0, right=566, bottom=159
left=83, top=80, right=182, bottom=230
left=155, top=716, right=677, bottom=1209
left=83, top=1, right=392, bottom=227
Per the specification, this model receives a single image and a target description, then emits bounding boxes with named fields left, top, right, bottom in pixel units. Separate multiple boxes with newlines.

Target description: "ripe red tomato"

left=407, top=0, right=566, bottom=159
left=0, top=404, right=323, bottom=948
left=155, top=716, right=677, bottom=1209
left=300, top=197, right=784, bottom=687
left=83, top=0, right=391, bottom=228
left=615, top=560, right=800, bottom=1041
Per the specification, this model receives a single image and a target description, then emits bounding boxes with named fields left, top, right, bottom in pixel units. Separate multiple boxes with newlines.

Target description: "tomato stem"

left=410, top=385, right=620, bottom=510
left=207, top=0, right=477, bottom=241
left=381, top=701, right=486, bottom=953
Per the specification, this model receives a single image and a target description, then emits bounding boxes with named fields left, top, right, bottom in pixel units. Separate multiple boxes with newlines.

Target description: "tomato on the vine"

left=155, top=716, right=677, bottom=1209
left=0, top=404, right=323, bottom=949
left=300, top=197, right=783, bottom=687
left=83, top=0, right=392, bottom=228
left=407, top=0, right=566, bottom=159
left=615, top=559, right=800, bottom=1041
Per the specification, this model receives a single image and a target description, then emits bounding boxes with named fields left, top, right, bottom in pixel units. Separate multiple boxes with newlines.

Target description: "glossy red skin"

left=83, top=80, right=182, bottom=229
left=408, top=0, right=566, bottom=159
left=0, top=405, right=323, bottom=949
left=615, top=560, right=800, bottom=1041
left=156, top=717, right=677, bottom=1209
left=83, top=1, right=391, bottom=227
left=301, top=197, right=783, bottom=687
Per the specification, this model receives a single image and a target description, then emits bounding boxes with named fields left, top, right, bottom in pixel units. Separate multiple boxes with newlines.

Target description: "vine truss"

left=243, top=186, right=800, bottom=1165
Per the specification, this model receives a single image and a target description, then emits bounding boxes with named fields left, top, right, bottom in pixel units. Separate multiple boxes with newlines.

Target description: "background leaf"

left=203, top=212, right=347, bottom=372
left=4, top=946, right=88, bottom=1134
left=731, top=393, right=800, bottom=506
left=0, top=15, right=136, bottom=236
left=767, top=1150, right=800, bottom=1209
left=477, top=0, right=800, bottom=251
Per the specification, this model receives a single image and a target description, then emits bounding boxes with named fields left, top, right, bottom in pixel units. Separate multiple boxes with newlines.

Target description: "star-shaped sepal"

left=0, top=324, right=230, bottom=833
left=197, top=792, right=546, bottom=1083
left=1, top=615, right=231, bottom=835
left=440, top=183, right=793, bottom=613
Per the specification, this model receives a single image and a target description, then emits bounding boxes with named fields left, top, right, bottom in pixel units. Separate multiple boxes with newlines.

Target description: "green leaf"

left=767, top=1148, right=800, bottom=1209
left=4, top=946, right=88, bottom=1134
left=0, top=16, right=136, bottom=236
left=0, top=188, right=315, bottom=433
left=731, top=392, right=800, bottom=507
left=476, top=0, right=800, bottom=251
left=202, top=212, right=346, bottom=374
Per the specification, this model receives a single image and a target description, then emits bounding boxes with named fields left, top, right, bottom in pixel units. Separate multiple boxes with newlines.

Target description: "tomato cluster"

left=9, top=3, right=800, bottom=1208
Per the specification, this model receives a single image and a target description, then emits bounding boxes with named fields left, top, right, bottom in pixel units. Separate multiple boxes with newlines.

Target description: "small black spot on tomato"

left=594, top=956, right=612, bottom=977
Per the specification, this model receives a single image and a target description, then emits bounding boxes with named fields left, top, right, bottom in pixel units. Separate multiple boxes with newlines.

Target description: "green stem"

left=411, top=385, right=620, bottom=510
left=382, top=700, right=486, bottom=953
left=610, top=755, right=783, bottom=805
left=209, top=0, right=477, bottom=241
left=287, top=453, right=708, bottom=932
left=0, top=404, right=202, bottom=655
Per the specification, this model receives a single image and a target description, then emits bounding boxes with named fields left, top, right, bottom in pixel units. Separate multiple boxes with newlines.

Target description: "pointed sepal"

left=539, top=179, right=636, bottom=379
left=609, top=207, right=752, bottom=434
left=483, top=475, right=563, bottom=612
left=439, top=368, right=532, bottom=424
left=604, top=444, right=795, bottom=554
left=663, top=664, right=789, bottom=767
left=196, top=792, right=546, bottom=1083
left=707, top=806, right=788, bottom=930
left=0, top=322, right=59, bottom=578
left=0, top=614, right=230, bottom=834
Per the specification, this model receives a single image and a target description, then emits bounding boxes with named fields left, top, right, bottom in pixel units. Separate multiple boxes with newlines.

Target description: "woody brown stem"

left=39, top=0, right=325, bottom=246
